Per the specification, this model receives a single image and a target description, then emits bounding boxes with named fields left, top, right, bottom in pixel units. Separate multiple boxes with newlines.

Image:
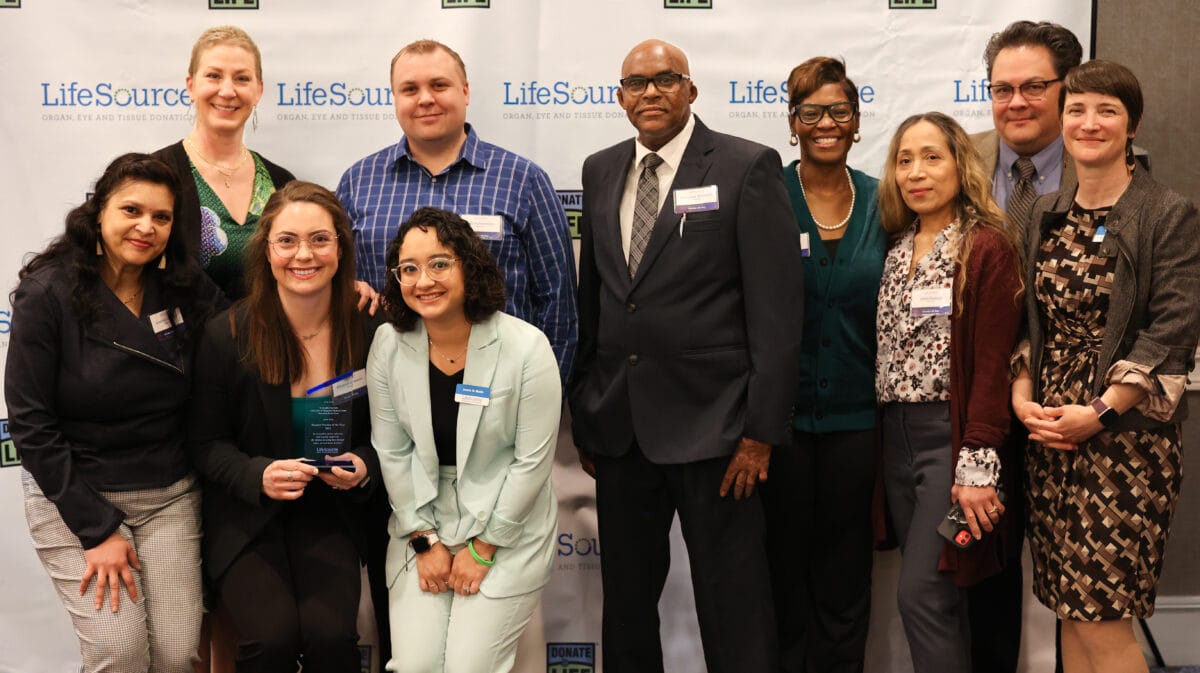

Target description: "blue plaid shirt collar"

left=392, top=124, right=488, bottom=175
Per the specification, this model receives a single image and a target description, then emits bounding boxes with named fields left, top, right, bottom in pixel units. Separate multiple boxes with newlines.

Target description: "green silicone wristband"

left=468, top=539, right=495, bottom=567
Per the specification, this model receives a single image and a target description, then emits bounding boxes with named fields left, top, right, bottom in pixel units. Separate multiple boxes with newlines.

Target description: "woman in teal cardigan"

left=764, top=57, right=887, bottom=673
left=367, top=207, right=560, bottom=673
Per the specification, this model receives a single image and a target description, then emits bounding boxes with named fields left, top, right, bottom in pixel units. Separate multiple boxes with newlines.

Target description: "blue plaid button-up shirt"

left=337, top=125, right=577, bottom=384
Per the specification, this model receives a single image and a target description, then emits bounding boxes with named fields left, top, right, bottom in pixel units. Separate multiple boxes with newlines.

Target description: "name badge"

left=455, top=384, right=491, bottom=407
left=910, top=287, right=953, bottom=316
left=1093, top=225, right=1106, bottom=243
left=331, top=368, right=368, bottom=404
left=149, top=309, right=173, bottom=335
left=462, top=214, right=504, bottom=241
left=672, top=185, right=719, bottom=214
left=307, top=370, right=354, bottom=397
left=800, top=232, right=811, bottom=258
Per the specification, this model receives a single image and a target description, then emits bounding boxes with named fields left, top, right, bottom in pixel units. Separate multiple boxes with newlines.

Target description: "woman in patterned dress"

left=876, top=112, right=1025, bottom=673
left=1011, top=60, right=1200, bottom=673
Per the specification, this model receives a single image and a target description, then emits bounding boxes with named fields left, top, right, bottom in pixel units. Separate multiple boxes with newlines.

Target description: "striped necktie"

left=628, top=153, right=663, bottom=277
left=1006, top=157, right=1037, bottom=229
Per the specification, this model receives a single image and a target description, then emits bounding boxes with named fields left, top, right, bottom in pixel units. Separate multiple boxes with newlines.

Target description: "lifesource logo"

left=41, top=82, right=191, bottom=108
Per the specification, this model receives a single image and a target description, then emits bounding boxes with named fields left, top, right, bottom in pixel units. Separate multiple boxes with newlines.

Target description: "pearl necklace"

left=796, top=164, right=855, bottom=231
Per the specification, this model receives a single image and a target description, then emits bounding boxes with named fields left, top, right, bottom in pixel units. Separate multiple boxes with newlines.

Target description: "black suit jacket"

left=570, top=117, right=804, bottom=464
left=187, top=306, right=382, bottom=584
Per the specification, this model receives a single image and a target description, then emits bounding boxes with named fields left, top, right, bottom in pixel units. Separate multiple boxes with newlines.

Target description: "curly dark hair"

left=380, top=207, right=506, bottom=331
left=16, top=152, right=212, bottom=333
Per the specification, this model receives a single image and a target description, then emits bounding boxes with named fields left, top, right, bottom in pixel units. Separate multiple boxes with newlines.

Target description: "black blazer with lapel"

left=570, top=116, right=804, bottom=464
left=187, top=306, right=382, bottom=584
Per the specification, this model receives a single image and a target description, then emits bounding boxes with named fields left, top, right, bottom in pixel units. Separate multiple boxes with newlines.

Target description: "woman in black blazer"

left=187, top=181, right=380, bottom=672
left=6, top=153, right=220, bottom=672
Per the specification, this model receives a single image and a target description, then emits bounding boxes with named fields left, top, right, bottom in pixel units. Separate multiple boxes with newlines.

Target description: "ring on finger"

left=988, top=506, right=1001, bottom=514
left=287, top=470, right=294, bottom=482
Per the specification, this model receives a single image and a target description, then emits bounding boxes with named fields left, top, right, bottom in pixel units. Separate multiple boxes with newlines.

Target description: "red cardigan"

left=940, top=225, right=1025, bottom=586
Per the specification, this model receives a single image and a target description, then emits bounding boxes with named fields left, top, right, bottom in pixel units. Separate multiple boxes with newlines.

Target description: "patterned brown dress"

left=1027, top=203, right=1183, bottom=620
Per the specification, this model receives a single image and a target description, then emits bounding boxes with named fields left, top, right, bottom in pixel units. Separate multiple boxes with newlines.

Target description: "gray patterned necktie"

left=1006, top=157, right=1037, bottom=229
left=628, top=153, right=664, bottom=277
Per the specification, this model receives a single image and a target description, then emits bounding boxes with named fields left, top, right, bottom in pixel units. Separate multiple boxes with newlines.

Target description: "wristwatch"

left=410, top=532, right=440, bottom=554
left=1089, top=398, right=1120, bottom=428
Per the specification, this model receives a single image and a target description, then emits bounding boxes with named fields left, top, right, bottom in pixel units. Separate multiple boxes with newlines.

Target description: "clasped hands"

left=415, top=538, right=496, bottom=596
left=1014, top=400, right=1103, bottom=451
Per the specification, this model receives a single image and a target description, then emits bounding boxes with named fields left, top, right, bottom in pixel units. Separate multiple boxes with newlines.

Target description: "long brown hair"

left=879, top=112, right=1024, bottom=310
left=239, top=181, right=362, bottom=385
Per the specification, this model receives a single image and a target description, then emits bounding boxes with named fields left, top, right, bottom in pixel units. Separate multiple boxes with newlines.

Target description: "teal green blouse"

left=783, top=163, right=887, bottom=433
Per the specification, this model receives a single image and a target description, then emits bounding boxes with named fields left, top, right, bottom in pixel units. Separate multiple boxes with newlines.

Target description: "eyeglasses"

left=789, top=101, right=857, bottom=125
left=391, top=257, right=459, bottom=286
left=618, top=72, right=691, bottom=95
left=987, top=78, right=1061, bottom=103
left=268, top=232, right=339, bottom=256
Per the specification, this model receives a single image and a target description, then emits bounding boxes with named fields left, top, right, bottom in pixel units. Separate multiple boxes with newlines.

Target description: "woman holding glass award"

left=368, top=207, right=561, bottom=673
left=187, top=181, right=380, bottom=672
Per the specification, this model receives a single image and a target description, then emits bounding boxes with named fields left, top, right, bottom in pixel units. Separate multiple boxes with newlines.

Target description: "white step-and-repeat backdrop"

left=0, top=2, right=1091, bottom=672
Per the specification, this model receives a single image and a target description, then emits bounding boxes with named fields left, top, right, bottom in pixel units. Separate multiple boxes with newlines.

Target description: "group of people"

left=6, top=18, right=1197, bottom=673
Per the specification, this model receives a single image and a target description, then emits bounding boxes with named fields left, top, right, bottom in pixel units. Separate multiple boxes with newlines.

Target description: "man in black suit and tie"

left=569, top=38, right=804, bottom=673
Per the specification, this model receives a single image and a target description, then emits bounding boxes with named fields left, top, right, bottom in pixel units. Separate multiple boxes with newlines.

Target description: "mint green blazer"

left=368, top=312, right=561, bottom=598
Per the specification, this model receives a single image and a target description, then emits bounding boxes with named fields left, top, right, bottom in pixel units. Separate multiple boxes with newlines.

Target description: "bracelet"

left=468, top=539, right=495, bottom=567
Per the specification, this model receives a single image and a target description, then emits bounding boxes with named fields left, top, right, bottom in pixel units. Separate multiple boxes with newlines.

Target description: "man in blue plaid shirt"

left=337, top=39, right=577, bottom=384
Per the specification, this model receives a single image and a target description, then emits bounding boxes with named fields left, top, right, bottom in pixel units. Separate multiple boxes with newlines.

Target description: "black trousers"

left=762, top=429, right=876, bottom=673
left=595, top=444, right=777, bottom=673
left=364, top=486, right=392, bottom=667
left=967, top=555, right=1024, bottom=673
left=218, top=490, right=362, bottom=673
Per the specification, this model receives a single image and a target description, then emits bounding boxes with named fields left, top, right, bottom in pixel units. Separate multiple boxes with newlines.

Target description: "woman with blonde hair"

left=875, top=112, right=1024, bottom=673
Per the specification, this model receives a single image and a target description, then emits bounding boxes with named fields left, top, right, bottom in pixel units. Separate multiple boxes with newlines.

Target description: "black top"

left=823, top=236, right=841, bottom=260
left=5, top=262, right=221, bottom=548
left=187, top=306, right=383, bottom=583
left=430, top=362, right=464, bottom=466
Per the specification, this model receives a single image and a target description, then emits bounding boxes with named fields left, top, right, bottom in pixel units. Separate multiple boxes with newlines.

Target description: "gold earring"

left=158, top=255, right=167, bottom=270
left=789, top=132, right=799, bottom=147
left=96, top=240, right=104, bottom=256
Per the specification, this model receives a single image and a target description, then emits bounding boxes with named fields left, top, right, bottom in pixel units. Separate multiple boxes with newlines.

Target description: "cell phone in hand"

left=937, top=490, right=1006, bottom=549
left=937, top=503, right=977, bottom=549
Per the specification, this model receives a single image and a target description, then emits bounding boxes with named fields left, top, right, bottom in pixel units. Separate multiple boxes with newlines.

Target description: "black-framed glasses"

left=789, top=101, right=857, bottom=125
left=618, top=72, right=691, bottom=95
left=987, top=78, right=1061, bottom=103
left=391, top=257, right=459, bottom=286
left=268, top=231, right=339, bottom=257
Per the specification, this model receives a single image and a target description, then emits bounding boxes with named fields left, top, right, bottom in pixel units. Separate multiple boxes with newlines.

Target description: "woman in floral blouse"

left=875, top=111, right=1024, bottom=673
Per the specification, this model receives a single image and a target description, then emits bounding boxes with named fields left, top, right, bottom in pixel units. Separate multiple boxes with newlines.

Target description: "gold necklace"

left=184, top=137, right=250, bottom=189
left=429, top=339, right=467, bottom=365
left=120, top=286, right=144, bottom=306
left=298, top=317, right=329, bottom=341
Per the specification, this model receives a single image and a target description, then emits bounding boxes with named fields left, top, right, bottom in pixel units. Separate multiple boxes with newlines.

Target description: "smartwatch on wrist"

left=1089, top=398, right=1120, bottom=428
left=410, top=532, right=440, bottom=554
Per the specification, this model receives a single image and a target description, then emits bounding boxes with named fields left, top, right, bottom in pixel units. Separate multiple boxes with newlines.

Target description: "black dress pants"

left=595, top=444, right=777, bottom=673
left=218, top=490, right=362, bottom=673
left=763, top=429, right=876, bottom=673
